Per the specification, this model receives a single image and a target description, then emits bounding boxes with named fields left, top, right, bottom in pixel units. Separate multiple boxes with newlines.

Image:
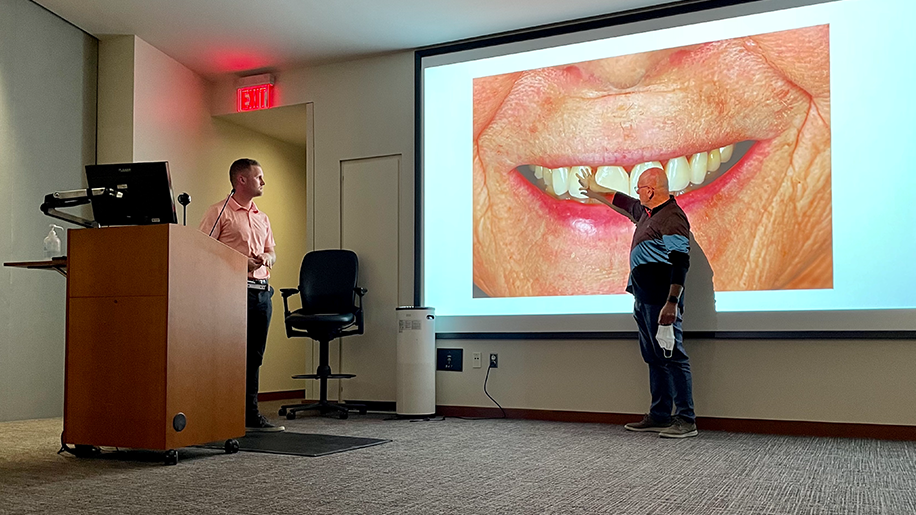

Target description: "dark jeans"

left=246, top=286, right=273, bottom=420
left=633, top=298, right=695, bottom=424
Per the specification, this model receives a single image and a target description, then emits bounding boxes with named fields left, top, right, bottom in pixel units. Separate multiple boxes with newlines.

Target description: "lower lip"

left=508, top=141, right=767, bottom=236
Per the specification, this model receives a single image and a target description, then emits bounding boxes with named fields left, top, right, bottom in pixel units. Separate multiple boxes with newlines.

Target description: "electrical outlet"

left=472, top=352, right=482, bottom=368
left=489, top=353, right=498, bottom=368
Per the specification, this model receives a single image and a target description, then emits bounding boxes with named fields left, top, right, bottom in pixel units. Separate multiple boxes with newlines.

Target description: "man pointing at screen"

left=585, top=167, right=697, bottom=438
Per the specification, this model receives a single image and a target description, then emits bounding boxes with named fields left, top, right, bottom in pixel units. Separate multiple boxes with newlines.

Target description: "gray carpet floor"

left=1, top=401, right=915, bottom=514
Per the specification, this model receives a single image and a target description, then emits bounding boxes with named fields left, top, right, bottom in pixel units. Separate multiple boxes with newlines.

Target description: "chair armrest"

left=280, top=288, right=298, bottom=318
left=355, top=287, right=367, bottom=334
left=340, top=286, right=368, bottom=337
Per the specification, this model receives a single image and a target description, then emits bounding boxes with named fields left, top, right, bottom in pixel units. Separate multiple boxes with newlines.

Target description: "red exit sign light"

left=237, top=84, right=272, bottom=112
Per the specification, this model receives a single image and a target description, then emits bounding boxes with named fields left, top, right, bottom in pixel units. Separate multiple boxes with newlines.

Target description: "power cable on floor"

left=455, top=363, right=506, bottom=420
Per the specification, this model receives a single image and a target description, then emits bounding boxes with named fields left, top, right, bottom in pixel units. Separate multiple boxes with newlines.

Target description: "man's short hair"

left=229, top=158, right=260, bottom=187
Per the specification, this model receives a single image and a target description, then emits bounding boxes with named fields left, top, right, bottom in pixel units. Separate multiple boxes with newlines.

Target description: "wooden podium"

left=62, top=224, right=247, bottom=458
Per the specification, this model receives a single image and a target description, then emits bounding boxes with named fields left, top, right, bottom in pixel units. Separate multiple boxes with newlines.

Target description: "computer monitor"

left=86, top=161, right=178, bottom=226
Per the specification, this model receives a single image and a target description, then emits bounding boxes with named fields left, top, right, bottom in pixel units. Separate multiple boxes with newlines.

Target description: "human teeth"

left=707, top=148, right=721, bottom=172
left=665, top=156, right=690, bottom=192
left=567, top=166, right=591, bottom=199
left=551, top=167, right=569, bottom=196
left=531, top=140, right=741, bottom=200
left=591, top=165, right=628, bottom=193
left=543, top=168, right=556, bottom=195
left=688, top=152, right=708, bottom=185
left=588, top=174, right=610, bottom=193
left=629, top=161, right=662, bottom=196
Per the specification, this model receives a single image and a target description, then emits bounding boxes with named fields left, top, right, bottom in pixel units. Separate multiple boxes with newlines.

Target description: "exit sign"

left=237, top=84, right=272, bottom=112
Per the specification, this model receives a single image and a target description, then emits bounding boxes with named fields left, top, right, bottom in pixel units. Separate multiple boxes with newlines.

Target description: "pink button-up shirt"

left=199, top=196, right=275, bottom=280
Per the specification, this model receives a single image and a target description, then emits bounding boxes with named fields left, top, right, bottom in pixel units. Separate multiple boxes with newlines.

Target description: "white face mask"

left=656, top=324, right=675, bottom=358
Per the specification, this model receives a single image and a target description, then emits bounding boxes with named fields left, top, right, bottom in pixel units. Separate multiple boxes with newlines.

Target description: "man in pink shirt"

left=199, top=158, right=283, bottom=432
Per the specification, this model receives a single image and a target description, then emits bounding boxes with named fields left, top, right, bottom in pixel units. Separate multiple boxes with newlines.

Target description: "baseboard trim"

left=257, top=392, right=397, bottom=413
left=258, top=390, right=305, bottom=402
left=436, top=406, right=634, bottom=425
left=698, top=416, right=916, bottom=441
left=435, top=406, right=916, bottom=441
left=257, top=392, right=916, bottom=440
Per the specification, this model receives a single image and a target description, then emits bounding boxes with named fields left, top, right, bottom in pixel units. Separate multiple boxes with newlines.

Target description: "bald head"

left=639, top=168, right=669, bottom=192
left=636, top=168, right=670, bottom=208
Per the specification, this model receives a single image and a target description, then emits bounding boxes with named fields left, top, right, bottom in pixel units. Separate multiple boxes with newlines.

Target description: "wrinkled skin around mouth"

left=473, top=25, right=831, bottom=297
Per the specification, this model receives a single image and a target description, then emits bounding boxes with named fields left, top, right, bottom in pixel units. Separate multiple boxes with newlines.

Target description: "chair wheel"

left=339, top=411, right=349, bottom=420
left=359, top=408, right=367, bottom=415
left=278, top=408, right=287, bottom=416
left=286, top=411, right=297, bottom=420
left=224, top=439, right=239, bottom=454
left=164, top=449, right=178, bottom=466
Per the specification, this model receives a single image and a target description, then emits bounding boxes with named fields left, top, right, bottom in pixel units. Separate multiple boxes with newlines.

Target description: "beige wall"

left=212, top=50, right=916, bottom=427
left=7, top=8, right=911, bottom=425
left=212, top=53, right=415, bottom=297
left=98, top=35, right=211, bottom=195
left=213, top=53, right=416, bottom=402
left=204, top=119, right=308, bottom=395
left=0, top=0, right=97, bottom=421
left=439, top=337, right=916, bottom=425
left=96, top=35, right=134, bottom=164
left=96, top=36, right=310, bottom=403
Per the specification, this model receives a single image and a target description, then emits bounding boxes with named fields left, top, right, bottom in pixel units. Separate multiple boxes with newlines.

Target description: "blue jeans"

left=633, top=298, right=695, bottom=424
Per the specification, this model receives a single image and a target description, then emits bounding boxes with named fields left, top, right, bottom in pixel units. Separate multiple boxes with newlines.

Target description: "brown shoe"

left=246, top=414, right=285, bottom=433
left=624, top=414, right=672, bottom=432
left=659, top=416, right=698, bottom=438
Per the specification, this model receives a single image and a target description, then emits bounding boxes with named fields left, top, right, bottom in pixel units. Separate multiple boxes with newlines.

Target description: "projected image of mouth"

left=472, top=25, right=832, bottom=298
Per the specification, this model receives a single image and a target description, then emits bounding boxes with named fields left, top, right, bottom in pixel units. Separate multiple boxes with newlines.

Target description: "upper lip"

left=476, top=52, right=808, bottom=175
left=479, top=89, right=799, bottom=176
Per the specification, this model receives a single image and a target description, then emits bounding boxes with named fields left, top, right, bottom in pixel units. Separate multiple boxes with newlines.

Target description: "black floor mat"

left=204, top=432, right=390, bottom=457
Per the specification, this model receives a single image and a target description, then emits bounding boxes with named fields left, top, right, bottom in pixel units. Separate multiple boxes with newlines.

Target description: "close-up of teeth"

left=524, top=141, right=750, bottom=202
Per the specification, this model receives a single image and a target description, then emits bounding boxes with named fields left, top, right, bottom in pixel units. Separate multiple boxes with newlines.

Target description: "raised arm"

left=585, top=189, right=617, bottom=208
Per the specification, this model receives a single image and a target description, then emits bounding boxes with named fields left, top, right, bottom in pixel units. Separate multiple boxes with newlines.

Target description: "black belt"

left=248, top=279, right=268, bottom=290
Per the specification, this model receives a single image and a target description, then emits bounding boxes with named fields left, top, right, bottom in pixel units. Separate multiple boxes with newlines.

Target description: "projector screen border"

left=436, top=331, right=916, bottom=341
left=413, top=0, right=916, bottom=339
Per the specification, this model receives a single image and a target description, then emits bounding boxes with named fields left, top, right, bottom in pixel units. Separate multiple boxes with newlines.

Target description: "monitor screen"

left=86, top=161, right=178, bottom=226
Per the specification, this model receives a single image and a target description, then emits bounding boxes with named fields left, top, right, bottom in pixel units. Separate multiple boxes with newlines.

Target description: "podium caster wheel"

left=339, top=411, right=349, bottom=420
left=164, top=449, right=178, bottom=466
left=286, top=411, right=296, bottom=420
left=278, top=408, right=287, bottom=416
left=224, top=439, right=239, bottom=454
left=73, top=444, right=99, bottom=458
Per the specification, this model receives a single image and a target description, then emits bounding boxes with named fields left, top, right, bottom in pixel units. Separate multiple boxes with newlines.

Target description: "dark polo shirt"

left=612, top=194, right=690, bottom=304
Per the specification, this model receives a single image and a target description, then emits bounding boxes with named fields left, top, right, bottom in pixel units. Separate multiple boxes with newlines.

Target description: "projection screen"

left=416, top=0, right=916, bottom=336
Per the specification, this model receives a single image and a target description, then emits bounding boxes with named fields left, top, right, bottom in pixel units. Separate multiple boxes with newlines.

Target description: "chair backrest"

left=298, top=249, right=359, bottom=314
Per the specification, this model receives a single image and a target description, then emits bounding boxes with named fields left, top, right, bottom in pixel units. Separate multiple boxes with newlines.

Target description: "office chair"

left=278, top=249, right=368, bottom=420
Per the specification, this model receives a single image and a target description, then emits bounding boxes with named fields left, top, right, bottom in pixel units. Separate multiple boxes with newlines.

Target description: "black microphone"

left=208, top=189, right=234, bottom=237
left=177, top=192, right=191, bottom=226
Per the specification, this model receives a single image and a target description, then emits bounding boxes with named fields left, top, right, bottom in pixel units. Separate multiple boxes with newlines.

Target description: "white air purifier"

left=395, top=307, right=436, bottom=416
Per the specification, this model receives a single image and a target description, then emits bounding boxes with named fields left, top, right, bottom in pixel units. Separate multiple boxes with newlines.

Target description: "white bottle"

left=43, top=224, right=63, bottom=258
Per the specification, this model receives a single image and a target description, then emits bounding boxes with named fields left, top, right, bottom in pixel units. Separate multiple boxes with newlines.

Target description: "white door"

left=339, top=154, right=400, bottom=402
